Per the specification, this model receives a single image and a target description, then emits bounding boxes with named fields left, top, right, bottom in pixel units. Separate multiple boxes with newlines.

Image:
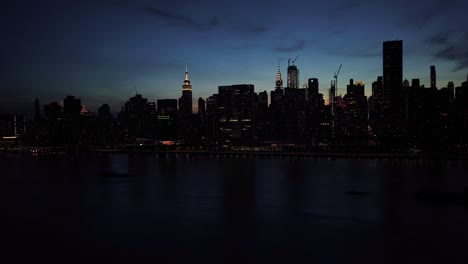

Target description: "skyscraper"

left=217, top=84, right=255, bottom=143
left=448, top=81, right=455, bottom=101
left=34, top=98, right=40, bottom=122
left=308, top=78, right=319, bottom=98
left=275, top=65, right=283, bottom=90
left=179, top=66, right=193, bottom=116
left=198, top=97, right=206, bottom=115
left=430, top=65, right=436, bottom=89
left=287, top=64, right=299, bottom=89
left=156, top=99, right=178, bottom=140
left=63, top=95, right=82, bottom=117
left=372, top=76, right=383, bottom=99
left=383, top=40, right=405, bottom=137
left=383, top=40, right=403, bottom=104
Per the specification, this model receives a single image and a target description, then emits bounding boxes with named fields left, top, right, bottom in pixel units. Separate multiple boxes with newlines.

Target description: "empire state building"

left=179, top=66, right=192, bottom=116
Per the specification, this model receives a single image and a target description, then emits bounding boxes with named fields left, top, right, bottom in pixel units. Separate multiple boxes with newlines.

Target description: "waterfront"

left=1, top=153, right=467, bottom=263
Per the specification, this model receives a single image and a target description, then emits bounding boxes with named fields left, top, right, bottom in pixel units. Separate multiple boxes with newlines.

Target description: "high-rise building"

left=275, top=65, right=283, bottom=90
left=308, top=78, right=319, bottom=98
left=372, top=76, right=383, bottom=99
left=156, top=99, right=178, bottom=140
left=411, top=79, right=420, bottom=89
left=287, top=64, right=299, bottom=89
left=118, top=94, right=155, bottom=142
left=198, top=97, right=206, bottom=115
left=383, top=40, right=403, bottom=104
left=430, top=65, right=436, bottom=89
left=205, top=94, right=219, bottom=141
left=98, top=104, right=112, bottom=120
left=0, top=114, right=25, bottom=137
left=448, top=81, right=455, bottom=102
left=157, top=99, right=178, bottom=114
left=217, top=84, right=255, bottom=143
left=63, top=95, right=82, bottom=117
left=383, top=40, right=405, bottom=137
left=44, top=102, right=62, bottom=121
left=179, top=66, right=193, bottom=116
left=34, top=98, right=40, bottom=122
left=257, top=91, right=268, bottom=120
left=340, top=79, right=368, bottom=139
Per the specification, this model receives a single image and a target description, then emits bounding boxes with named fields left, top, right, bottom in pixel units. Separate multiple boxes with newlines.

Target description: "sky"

left=1, top=0, right=468, bottom=115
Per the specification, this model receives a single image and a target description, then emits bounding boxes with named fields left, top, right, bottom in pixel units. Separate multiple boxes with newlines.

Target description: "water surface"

left=1, top=153, right=466, bottom=263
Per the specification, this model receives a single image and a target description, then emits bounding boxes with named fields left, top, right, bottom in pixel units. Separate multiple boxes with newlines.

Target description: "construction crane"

left=333, top=64, right=342, bottom=95
left=291, top=55, right=299, bottom=65
left=288, top=55, right=300, bottom=67
left=330, top=64, right=342, bottom=138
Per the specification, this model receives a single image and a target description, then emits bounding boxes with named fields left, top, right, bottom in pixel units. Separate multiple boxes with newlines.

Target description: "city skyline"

left=2, top=0, right=468, bottom=114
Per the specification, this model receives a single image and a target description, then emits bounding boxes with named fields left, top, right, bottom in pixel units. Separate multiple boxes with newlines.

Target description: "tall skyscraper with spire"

left=275, top=65, right=283, bottom=90
left=179, top=65, right=193, bottom=116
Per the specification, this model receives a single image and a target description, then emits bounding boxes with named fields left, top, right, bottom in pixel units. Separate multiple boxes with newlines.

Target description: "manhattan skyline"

left=2, top=0, right=468, bottom=114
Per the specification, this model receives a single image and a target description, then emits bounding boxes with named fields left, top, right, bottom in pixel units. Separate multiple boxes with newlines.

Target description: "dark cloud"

left=143, top=6, right=210, bottom=29
left=143, top=5, right=222, bottom=31
left=426, top=34, right=449, bottom=45
left=434, top=45, right=468, bottom=72
left=428, top=32, right=468, bottom=72
left=224, top=22, right=269, bottom=35
left=243, top=24, right=268, bottom=34
left=275, top=40, right=306, bottom=52
left=397, top=0, right=464, bottom=30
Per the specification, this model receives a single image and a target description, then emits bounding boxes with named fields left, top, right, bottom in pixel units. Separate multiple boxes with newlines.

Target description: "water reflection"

left=1, top=153, right=466, bottom=262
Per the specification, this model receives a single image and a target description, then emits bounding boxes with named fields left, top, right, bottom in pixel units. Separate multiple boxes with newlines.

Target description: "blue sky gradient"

left=2, top=0, right=468, bottom=114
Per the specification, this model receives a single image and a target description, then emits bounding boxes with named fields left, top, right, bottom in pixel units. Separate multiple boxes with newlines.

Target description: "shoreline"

left=2, top=147, right=467, bottom=160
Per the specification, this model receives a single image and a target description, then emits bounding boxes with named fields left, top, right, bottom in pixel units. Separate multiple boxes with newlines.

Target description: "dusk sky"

left=2, top=0, right=468, bottom=114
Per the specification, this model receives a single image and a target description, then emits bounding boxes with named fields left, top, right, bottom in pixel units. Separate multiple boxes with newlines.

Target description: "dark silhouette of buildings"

left=341, top=80, right=368, bottom=141
left=0, top=114, right=25, bottom=137
left=118, top=94, right=156, bottom=143
left=156, top=99, right=178, bottom=141
left=214, top=84, right=256, bottom=144
left=255, top=91, right=270, bottom=142
left=34, top=98, right=40, bottom=122
left=382, top=40, right=405, bottom=138
left=63, top=95, right=82, bottom=117
left=97, top=104, right=117, bottom=146
left=431, top=65, right=437, bottom=89
left=383, top=40, right=403, bottom=104
left=9, top=40, right=468, bottom=154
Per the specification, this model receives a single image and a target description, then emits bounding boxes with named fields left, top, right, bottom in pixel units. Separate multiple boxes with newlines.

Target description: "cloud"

left=274, top=40, right=306, bottom=52
left=240, top=24, right=268, bottom=34
left=396, top=0, right=464, bottom=30
left=144, top=6, right=201, bottom=28
left=143, top=6, right=219, bottom=30
left=426, top=32, right=468, bottom=72
left=425, top=34, right=449, bottom=45
left=434, top=45, right=468, bottom=72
